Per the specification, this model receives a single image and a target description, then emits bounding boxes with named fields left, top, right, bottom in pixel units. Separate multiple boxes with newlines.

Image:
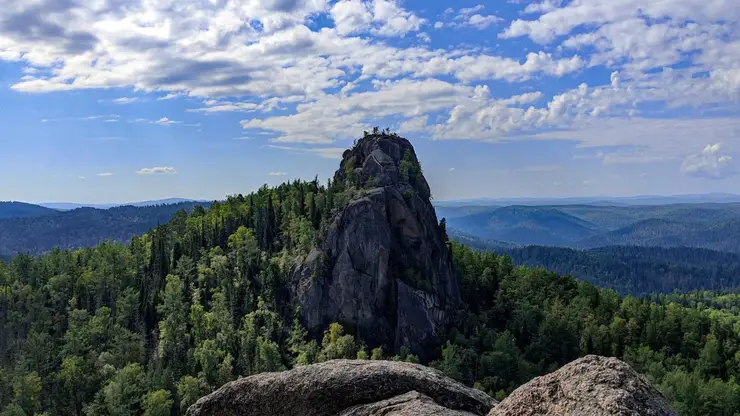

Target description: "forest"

left=0, top=202, right=209, bottom=260
left=440, top=203, right=740, bottom=253
left=496, top=244, right=740, bottom=296
left=2, top=175, right=740, bottom=415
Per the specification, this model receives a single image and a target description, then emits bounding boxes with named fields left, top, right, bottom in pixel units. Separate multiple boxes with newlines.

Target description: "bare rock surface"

left=489, top=355, right=677, bottom=416
left=291, top=133, right=460, bottom=357
left=338, top=391, right=478, bottom=416
left=186, top=359, right=496, bottom=416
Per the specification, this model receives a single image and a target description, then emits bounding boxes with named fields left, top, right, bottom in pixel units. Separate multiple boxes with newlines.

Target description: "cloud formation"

left=109, top=97, right=140, bottom=104
left=682, top=144, right=734, bottom=179
left=1, top=0, right=739, bottom=176
left=136, top=167, right=177, bottom=175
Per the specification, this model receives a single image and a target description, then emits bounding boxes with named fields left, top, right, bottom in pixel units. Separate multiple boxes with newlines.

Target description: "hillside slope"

left=579, top=218, right=740, bottom=253
left=495, top=244, right=740, bottom=296
left=446, top=206, right=600, bottom=246
left=0, top=202, right=57, bottom=219
left=0, top=202, right=209, bottom=258
left=440, top=203, right=740, bottom=250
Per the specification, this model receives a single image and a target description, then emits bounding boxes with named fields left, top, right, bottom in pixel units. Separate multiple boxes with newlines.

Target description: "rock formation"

left=291, top=132, right=460, bottom=357
left=488, top=355, right=677, bottom=416
left=186, top=359, right=496, bottom=416
left=187, top=356, right=679, bottom=416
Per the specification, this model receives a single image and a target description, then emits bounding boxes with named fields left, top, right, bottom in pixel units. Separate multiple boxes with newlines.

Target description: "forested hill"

left=439, top=203, right=740, bottom=252
left=0, top=201, right=210, bottom=259
left=2, top=133, right=740, bottom=415
left=0, top=202, right=57, bottom=219
left=498, top=245, right=740, bottom=296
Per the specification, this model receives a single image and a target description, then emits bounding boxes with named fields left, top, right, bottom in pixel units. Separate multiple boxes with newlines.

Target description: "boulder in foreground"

left=489, top=355, right=677, bottom=416
left=186, top=359, right=496, bottom=416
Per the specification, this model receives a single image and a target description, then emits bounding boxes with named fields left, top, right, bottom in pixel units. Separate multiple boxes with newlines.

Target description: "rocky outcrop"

left=187, top=356, right=679, bottom=416
left=291, top=133, right=460, bottom=357
left=186, top=360, right=496, bottom=416
left=489, top=355, right=678, bottom=416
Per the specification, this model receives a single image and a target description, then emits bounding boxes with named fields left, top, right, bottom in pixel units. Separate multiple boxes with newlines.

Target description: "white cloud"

left=268, top=171, right=288, bottom=176
left=136, top=167, right=177, bottom=175
left=399, top=115, right=429, bottom=132
left=110, top=97, right=140, bottom=104
left=448, top=167, right=455, bottom=171
left=188, top=102, right=259, bottom=113
left=437, top=5, right=502, bottom=30
left=416, top=32, right=431, bottom=43
left=188, top=96, right=306, bottom=113
left=503, top=0, right=740, bottom=44
left=681, top=143, right=734, bottom=179
left=370, top=0, right=426, bottom=37
left=0, top=0, right=738, bottom=165
left=331, top=0, right=373, bottom=35
left=244, top=78, right=481, bottom=142
left=154, top=117, right=182, bottom=125
left=77, top=176, right=86, bottom=180
left=97, top=172, right=114, bottom=177
left=465, top=14, right=502, bottom=30
left=42, top=114, right=120, bottom=123
left=158, top=93, right=184, bottom=101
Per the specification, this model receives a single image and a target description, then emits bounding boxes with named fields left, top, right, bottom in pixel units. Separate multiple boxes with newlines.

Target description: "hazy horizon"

left=6, top=191, right=740, bottom=207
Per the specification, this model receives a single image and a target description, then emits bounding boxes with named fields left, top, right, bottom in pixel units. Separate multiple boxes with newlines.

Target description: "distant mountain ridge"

left=438, top=202, right=740, bottom=253
left=0, top=201, right=211, bottom=258
left=0, top=201, right=58, bottom=219
left=38, top=198, right=208, bottom=210
left=436, top=193, right=740, bottom=207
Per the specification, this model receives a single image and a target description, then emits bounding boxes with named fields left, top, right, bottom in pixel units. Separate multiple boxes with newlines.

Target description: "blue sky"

left=0, top=0, right=739, bottom=203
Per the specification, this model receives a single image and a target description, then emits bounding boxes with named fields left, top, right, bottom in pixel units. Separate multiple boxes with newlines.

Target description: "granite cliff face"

left=291, top=133, right=460, bottom=357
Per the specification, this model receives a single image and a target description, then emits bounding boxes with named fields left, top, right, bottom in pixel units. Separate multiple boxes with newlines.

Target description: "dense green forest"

left=0, top=203, right=57, bottom=220
left=494, top=245, right=740, bottom=296
left=0, top=202, right=209, bottom=260
left=3, top=176, right=740, bottom=415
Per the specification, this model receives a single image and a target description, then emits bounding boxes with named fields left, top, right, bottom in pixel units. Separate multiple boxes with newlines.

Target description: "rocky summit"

left=187, top=356, right=678, bottom=416
left=291, top=132, right=460, bottom=357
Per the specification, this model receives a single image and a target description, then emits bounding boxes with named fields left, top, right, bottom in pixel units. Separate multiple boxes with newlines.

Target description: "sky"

left=0, top=0, right=739, bottom=203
